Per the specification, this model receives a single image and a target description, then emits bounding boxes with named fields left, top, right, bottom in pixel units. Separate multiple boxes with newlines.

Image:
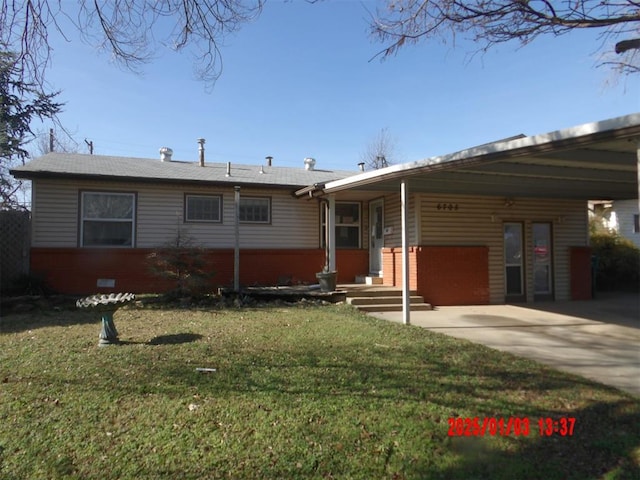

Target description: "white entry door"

left=369, top=199, right=384, bottom=276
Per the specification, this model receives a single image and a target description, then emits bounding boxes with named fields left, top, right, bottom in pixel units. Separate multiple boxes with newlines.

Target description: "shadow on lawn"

left=0, top=309, right=100, bottom=334
left=148, top=333, right=203, bottom=345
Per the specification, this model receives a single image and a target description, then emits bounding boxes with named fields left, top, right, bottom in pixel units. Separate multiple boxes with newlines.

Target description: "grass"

left=0, top=302, right=639, bottom=479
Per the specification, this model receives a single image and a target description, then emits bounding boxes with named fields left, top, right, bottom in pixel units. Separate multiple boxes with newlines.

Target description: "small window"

left=185, top=195, right=221, bottom=222
left=81, top=192, right=135, bottom=247
left=321, top=202, right=361, bottom=248
left=240, top=197, right=270, bottom=223
left=634, top=214, right=639, bottom=234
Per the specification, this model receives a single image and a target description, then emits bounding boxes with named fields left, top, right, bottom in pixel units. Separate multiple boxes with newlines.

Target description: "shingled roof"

left=11, top=153, right=356, bottom=189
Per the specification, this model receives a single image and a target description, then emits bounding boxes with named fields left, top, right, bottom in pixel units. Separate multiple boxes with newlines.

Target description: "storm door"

left=533, top=222, right=553, bottom=300
left=369, top=199, right=384, bottom=276
left=504, top=222, right=525, bottom=302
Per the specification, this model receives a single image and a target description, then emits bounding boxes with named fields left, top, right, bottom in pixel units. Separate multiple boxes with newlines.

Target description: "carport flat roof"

left=320, top=113, right=640, bottom=200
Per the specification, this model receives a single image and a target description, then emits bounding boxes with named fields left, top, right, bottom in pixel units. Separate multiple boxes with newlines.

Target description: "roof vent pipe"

left=159, top=147, right=173, bottom=162
left=265, top=156, right=273, bottom=167
left=358, top=162, right=365, bottom=172
left=226, top=161, right=231, bottom=177
left=197, top=138, right=205, bottom=167
left=304, top=157, right=316, bottom=171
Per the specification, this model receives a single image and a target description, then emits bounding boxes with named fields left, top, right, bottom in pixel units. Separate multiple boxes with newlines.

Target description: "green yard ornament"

left=76, top=293, right=135, bottom=346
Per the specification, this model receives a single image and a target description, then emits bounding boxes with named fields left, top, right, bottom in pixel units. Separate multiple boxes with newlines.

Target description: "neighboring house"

left=11, top=113, right=640, bottom=308
left=611, top=199, right=640, bottom=248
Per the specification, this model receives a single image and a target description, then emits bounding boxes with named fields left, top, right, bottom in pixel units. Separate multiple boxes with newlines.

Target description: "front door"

left=369, top=199, right=384, bottom=276
left=504, top=222, right=525, bottom=302
left=533, top=222, right=553, bottom=300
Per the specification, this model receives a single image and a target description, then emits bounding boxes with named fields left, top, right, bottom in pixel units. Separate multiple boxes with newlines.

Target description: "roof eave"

left=323, top=113, right=640, bottom=194
left=9, top=170, right=314, bottom=191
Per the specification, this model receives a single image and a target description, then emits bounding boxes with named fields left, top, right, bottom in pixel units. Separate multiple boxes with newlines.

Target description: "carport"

left=312, top=114, right=640, bottom=324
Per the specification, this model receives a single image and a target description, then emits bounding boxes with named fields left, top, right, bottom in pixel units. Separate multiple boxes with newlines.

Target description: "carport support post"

left=234, top=186, right=240, bottom=292
left=401, top=179, right=410, bottom=325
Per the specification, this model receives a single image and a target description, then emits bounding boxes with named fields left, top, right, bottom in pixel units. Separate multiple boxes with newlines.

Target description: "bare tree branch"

left=369, top=1, right=640, bottom=74
left=1, top=0, right=265, bottom=88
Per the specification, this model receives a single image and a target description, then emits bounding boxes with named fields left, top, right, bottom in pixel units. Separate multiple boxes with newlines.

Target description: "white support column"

left=328, top=194, right=337, bottom=272
left=234, top=186, right=241, bottom=292
left=401, top=179, right=410, bottom=325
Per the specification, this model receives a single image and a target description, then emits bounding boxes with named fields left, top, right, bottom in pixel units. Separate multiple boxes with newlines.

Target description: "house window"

left=634, top=214, right=639, bottom=234
left=81, top=192, right=135, bottom=247
left=240, top=197, right=270, bottom=223
left=185, top=194, right=221, bottom=222
left=321, top=202, right=361, bottom=248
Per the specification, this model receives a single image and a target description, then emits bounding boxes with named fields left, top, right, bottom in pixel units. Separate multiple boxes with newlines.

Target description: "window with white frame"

left=81, top=192, right=135, bottom=247
left=239, top=197, right=270, bottom=223
left=185, top=194, right=221, bottom=222
left=321, top=202, right=361, bottom=248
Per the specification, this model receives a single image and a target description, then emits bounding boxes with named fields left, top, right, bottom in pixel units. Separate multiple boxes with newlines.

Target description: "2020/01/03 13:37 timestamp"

left=448, top=417, right=576, bottom=437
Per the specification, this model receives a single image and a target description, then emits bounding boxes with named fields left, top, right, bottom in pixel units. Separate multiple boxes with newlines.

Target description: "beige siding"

left=613, top=199, right=640, bottom=248
left=32, top=179, right=320, bottom=249
left=32, top=180, right=79, bottom=247
left=380, top=193, right=418, bottom=247
left=381, top=193, right=587, bottom=304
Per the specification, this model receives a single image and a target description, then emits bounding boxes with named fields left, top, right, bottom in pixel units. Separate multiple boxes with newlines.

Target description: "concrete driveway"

left=370, top=292, right=640, bottom=397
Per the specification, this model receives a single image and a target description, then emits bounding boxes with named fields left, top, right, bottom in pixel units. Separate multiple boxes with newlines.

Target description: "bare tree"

left=0, top=0, right=265, bottom=88
left=32, top=129, right=80, bottom=156
left=360, top=127, right=398, bottom=170
left=369, top=1, right=640, bottom=75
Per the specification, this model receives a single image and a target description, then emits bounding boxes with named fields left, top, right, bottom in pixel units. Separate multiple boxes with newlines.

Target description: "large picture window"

left=321, top=202, right=361, bottom=248
left=81, top=192, right=135, bottom=247
left=240, top=197, right=270, bottom=223
left=185, top=194, right=221, bottom=222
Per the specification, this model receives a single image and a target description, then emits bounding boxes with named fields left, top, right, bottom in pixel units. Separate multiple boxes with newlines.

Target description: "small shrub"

left=591, top=232, right=640, bottom=291
left=146, top=232, right=215, bottom=299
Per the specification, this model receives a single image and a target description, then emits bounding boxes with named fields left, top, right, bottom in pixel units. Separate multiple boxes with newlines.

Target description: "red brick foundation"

left=30, top=247, right=368, bottom=295
left=569, top=246, right=592, bottom=300
left=382, top=246, right=490, bottom=306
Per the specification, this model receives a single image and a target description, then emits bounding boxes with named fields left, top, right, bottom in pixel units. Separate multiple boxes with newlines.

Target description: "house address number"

left=436, top=203, right=459, bottom=211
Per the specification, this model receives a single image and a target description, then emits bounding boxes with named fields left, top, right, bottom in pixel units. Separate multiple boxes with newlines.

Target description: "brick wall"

left=416, top=246, right=490, bottom=305
left=381, top=245, right=490, bottom=305
left=30, top=247, right=368, bottom=295
left=569, top=246, right=592, bottom=300
left=381, top=247, right=418, bottom=288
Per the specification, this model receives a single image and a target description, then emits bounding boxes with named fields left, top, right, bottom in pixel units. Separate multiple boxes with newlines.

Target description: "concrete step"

left=347, top=296, right=425, bottom=306
left=356, top=303, right=433, bottom=312
left=345, top=288, right=418, bottom=298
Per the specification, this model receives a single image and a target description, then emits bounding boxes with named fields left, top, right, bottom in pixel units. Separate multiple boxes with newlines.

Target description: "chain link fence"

left=0, top=209, right=31, bottom=292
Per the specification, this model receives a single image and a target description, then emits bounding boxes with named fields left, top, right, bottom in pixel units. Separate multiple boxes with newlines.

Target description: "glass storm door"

left=533, top=223, right=553, bottom=299
left=504, top=222, right=525, bottom=301
left=369, top=199, right=384, bottom=276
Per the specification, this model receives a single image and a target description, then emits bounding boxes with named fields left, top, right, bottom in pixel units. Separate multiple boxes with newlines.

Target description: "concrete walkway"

left=369, top=292, right=640, bottom=397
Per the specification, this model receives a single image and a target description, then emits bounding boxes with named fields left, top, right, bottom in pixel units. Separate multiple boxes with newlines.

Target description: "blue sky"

left=37, top=0, right=639, bottom=171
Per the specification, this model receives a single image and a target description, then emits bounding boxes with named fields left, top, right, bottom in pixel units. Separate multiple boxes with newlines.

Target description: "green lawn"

left=1, top=303, right=638, bottom=479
